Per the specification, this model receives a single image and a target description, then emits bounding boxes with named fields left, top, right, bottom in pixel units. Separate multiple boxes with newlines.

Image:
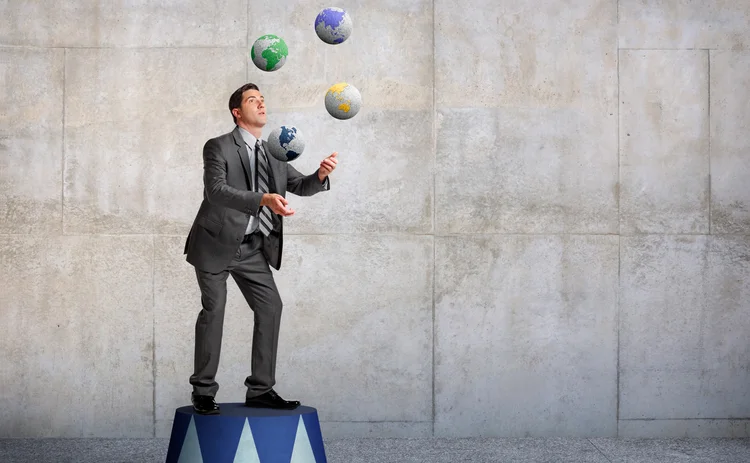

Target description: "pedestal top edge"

left=175, top=403, right=319, bottom=417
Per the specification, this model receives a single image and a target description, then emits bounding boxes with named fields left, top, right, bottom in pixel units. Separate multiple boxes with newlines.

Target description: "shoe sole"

left=193, top=407, right=220, bottom=415
left=243, top=402, right=299, bottom=410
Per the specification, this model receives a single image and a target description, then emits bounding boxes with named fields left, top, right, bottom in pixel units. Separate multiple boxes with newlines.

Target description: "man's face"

left=235, top=89, right=266, bottom=128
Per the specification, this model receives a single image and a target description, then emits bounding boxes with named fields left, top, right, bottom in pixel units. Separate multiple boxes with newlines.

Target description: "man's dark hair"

left=228, top=83, right=260, bottom=124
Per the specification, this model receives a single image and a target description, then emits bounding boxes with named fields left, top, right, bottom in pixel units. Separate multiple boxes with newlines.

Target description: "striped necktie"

left=255, top=140, right=273, bottom=236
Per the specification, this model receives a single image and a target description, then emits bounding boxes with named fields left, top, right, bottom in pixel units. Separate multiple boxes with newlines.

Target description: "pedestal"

left=165, top=403, right=327, bottom=463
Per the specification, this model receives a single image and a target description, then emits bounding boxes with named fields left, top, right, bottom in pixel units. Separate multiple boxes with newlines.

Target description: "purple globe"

left=314, top=7, right=352, bottom=44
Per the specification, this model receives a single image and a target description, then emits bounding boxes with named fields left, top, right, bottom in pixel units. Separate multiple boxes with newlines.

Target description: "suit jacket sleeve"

left=285, top=162, right=330, bottom=196
left=203, top=138, right=263, bottom=214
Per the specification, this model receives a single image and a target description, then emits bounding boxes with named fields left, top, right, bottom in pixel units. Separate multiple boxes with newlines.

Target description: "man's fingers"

left=274, top=205, right=293, bottom=216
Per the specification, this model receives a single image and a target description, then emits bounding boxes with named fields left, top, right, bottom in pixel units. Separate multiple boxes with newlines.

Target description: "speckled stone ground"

left=1, top=437, right=749, bottom=463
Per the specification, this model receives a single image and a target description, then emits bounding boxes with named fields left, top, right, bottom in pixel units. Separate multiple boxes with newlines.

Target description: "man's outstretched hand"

left=261, top=193, right=295, bottom=216
left=318, top=152, right=338, bottom=182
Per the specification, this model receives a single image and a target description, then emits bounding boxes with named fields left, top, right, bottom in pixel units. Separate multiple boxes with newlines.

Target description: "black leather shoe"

left=244, top=389, right=300, bottom=410
left=191, top=394, right=220, bottom=415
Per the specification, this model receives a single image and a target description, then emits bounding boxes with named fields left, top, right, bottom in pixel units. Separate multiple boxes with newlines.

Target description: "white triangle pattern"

left=289, top=416, right=317, bottom=463
left=233, top=419, right=262, bottom=463
left=178, top=416, right=204, bottom=463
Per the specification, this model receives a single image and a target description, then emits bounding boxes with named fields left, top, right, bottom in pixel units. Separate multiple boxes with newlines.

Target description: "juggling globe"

left=314, top=7, right=353, bottom=44
left=251, top=34, right=288, bottom=72
left=324, top=82, right=361, bottom=120
left=266, top=126, right=305, bottom=162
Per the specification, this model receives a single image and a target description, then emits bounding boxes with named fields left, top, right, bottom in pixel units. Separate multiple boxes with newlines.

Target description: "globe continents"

left=325, top=82, right=361, bottom=120
left=314, top=7, right=353, bottom=44
left=251, top=34, right=288, bottom=72
left=266, top=126, right=305, bottom=162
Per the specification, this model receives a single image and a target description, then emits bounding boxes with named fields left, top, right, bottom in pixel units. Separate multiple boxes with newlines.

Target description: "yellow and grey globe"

left=266, top=126, right=305, bottom=162
left=314, top=7, right=353, bottom=44
left=251, top=34, right=288, bottom=72
left=324, top=82, right=361, bottom=120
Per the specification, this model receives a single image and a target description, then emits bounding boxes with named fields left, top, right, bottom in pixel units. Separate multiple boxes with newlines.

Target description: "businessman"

left=183, top=83, right=337, bottom=414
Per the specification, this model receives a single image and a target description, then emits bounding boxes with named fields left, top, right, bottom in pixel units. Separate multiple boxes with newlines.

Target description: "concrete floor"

left=0, top=437, right=748, bottom=462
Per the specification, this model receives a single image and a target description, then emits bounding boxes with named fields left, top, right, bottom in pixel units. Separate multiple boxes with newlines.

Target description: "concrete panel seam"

left=1, top=46, right=250, bottom=50
left=620, top=418, right=750, bottom=421
left=245, top=0, right=249, bottom=81
left=29, top=232, right=750, bottom=238
left=151, top=234, right=156, bottom=438
left=616, top=43, right=621, bottom=435
left=708, top=49, right=712, bottom=235
left=62, top=48, right=66, bottom=235
left=617, top=48, right=621, bottom=236
left=286, top=233, right=624, bottom=237
left=619, top=232, right=731, bottom=237
left=431, top=0, right=437, bottom=439
left=618, top=48, right=719, bottom=51
left=320, top=421, right=433, bottom=424
left=432, top=233, right=621, bottom=237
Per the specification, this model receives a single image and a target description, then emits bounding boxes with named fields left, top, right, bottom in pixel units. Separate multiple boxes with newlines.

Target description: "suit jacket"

left=184, top=126, right=329, bottom=273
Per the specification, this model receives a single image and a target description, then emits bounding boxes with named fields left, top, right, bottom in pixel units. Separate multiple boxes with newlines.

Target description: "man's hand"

left=261, top=193, right=295, bottom=216
left=318, top=152, right=338, bottom=182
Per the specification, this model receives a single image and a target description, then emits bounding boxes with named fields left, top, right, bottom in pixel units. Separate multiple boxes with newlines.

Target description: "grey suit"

left=184, top=125, right=329, bottom=398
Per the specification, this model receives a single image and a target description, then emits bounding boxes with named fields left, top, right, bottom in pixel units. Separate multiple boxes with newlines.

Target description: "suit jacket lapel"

left=232, top=127, right=252, bottom=188
left=262, top=139, right=283, bottom=194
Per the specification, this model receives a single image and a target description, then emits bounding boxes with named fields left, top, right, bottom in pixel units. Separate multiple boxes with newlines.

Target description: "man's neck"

left=237, top=121, right=261, bottom=139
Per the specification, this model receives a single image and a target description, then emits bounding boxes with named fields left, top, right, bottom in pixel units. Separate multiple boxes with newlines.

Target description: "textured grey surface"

left=435, top=0, right=617, bottom=108
left=618, top=419, right=750, bottom=439
left=618, top=0, right=750, bottom=50
left=710, top=51, right=750, bottom=234
left=619, top=50, right=709, bottom=234
left=620, top=236, right=750, bottom=420
left=434, top=235, right=618, bottom=437
left=592, top=437, right=750, bottom=463
left=0, top=48, right=63, bottom=234
left=0, top=0, right=247, bottom=47
left=435, top=108, right=618, bottom=234
left=1, top=438, right=750, bottom=463
left=0, top=236, right=154, bottom=437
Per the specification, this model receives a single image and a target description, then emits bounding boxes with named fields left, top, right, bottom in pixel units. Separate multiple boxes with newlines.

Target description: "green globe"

left=251, top=34, right=288, bottom=72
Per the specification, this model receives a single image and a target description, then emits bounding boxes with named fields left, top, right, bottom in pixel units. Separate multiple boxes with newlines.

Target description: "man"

left=183, top=83, right=337, bottom=414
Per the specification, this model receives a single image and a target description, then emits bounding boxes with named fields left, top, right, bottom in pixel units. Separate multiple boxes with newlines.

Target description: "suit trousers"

left=189, top=231, right=282, bottom=399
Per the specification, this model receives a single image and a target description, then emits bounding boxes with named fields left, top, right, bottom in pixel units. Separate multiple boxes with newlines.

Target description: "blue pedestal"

left=165, top=404, right=327, bottom=463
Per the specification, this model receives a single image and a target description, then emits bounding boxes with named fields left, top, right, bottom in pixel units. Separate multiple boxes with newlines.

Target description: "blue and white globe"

left=314, top=7, right=353, bottom=44
left=266, top=126, right=305, bottom=162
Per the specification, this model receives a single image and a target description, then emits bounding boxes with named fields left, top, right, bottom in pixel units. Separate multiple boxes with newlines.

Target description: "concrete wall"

left=1, top=0, right=748, bottom=439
